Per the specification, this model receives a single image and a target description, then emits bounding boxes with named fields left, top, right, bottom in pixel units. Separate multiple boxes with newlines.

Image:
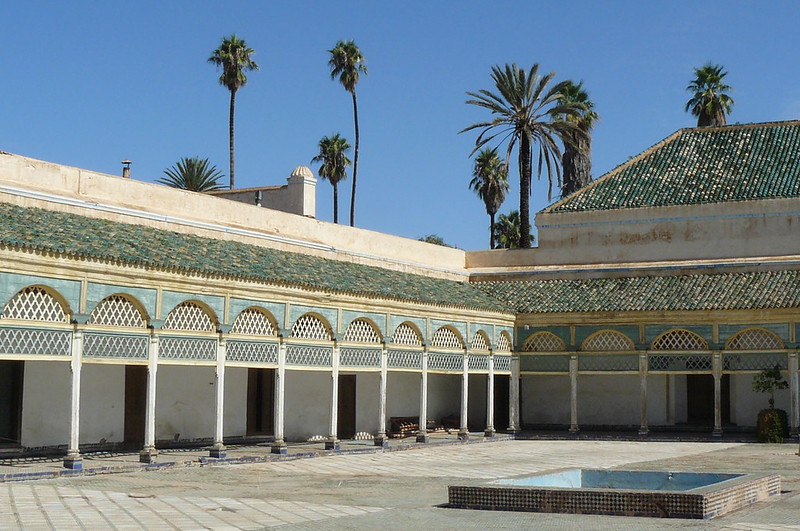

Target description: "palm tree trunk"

left=228, top=88, right=237, bottom=189
left=489, top=212, right=496, bottom=249
left=350, top=92, right=359, bottom=227
left=333, top=183, right=339, bottom=224
left=519, top=134, right=532, bottom=248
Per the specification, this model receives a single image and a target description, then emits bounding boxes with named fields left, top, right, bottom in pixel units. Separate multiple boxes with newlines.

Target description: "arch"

left=581, top=330, right=635, bottom=351
left=651, top=329, right=708, bottom=351
left=1, top=285, right=70, bottom=323
left=725, top=327, right=784, bottom=350
left=230, top=306, right=278, bottom=336
left=342, top=318, right=382, bottom=343
left=289, top=313, right=333, bottom=341
left=87, top=294, right=148, bottom=328
left=392, top=321, right=424, bottom=347
left=470, top=330, right=490, bottom=351
left=430, top=325, right=464, bottom=350
left=495, top=331, right=512, bottom=352
left=162, top=300, right=218, bottom=332
left=522, top=331, right=565, bottom=352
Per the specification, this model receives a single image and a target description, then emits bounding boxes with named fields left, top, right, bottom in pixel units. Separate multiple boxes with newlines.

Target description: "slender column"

left=508, top=354, right=520, bottom=432
left=638, top=352, right=649, bottom=436
left=326, top=344, right=340, bottom=450
left=271, top=340, right=287, bottom=454
left=140, top=334, right=159, bottom=463
left=712, top=351, right=723, bottom=437
left=417, top=348, right=429, bottom=443
left=64, top=327, right=84, bottom=469
left=485, top=352, right=495, bottom=437
left=374, top=345, right=389, bottom=447
left=789, top=351, right=798, bottom=437
left=209, top=336, right=227, bottom=458
left=458, top=351, right=469, bottom=440
left=569, top=354, right=579, bottom=434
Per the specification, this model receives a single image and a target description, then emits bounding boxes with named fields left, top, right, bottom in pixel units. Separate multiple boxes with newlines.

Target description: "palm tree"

left=311, top=133, right=352, bottom=224
left=328, top=40, right=367, bottom=227
left=462, top=63, right=583, bottom=248
left=208, top=34, right=259, bottom=189
left=685, top=63, right=734, bottom=127
left=493, top=210, right=533, bottom=249
left=469, top=148, right=510, bottom=249
left=158, top=157, right=226, bottom=192
left=556, top=81, right=598, bottom=197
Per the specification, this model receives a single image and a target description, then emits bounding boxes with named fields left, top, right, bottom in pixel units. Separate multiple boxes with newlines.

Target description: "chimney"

left=121, top=159, right=132, bottom=178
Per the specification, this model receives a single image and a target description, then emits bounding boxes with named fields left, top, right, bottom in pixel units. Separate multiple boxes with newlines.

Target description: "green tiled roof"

left=474, top=271, right=800, bottom=313
left=0, top=202, right=509, bottom=312
left=548, top=121, right=800, bottom=213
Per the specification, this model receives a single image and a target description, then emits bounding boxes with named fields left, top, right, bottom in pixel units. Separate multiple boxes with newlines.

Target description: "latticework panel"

left=290, top=315, right=332, bottom=341
left=431, top=327, right=463, bottom=350
left=726, top=328, right=784, bottom=350
left=387, top=349, right=422, bottom=370
left=495, top=333, right=511, bottom=353
left=468, top=353, right=489, bottom=371
left=581, top=331, right=635, bottom=352
left=521, top=354, right=570, bottom=373
left=724, top=352, right=788, bottom=372
left=162, top=302, right=215, bottom=332
left=429, top=351, right=464, bottom=372
left=87, top=296, right=146, bottom=328
left=83, top=333, right=148, bottom=359
left=494, top=353, right=512, bottom=373
left=579, top=354, right=638, bottom=372
left=342, top=319, right=381, bottom=343
left=392, top=323, right=423, bottom=346
left=0, top=327, right=71, bottom=356
left=522, top=332, right=565, bottom=353
left=286, top=345, right=332, bottom=367
left=648, top=353, right=712, bottom=372
left=2, top=287, right=68, bottom=323
left=470, top=332, right=489, bottom=351
left=159, top=337, right=216, bottom=361
left=652, top=329, right=708, bottom=351
left=340, top=347, right=381, bottom=368
left=230, top=308, right=276, bottom=336
left=226, top=340, right=278, bottom=364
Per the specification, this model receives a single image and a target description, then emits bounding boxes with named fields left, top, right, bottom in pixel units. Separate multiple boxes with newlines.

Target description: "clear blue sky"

left=2, top=2, right=798, bottom=250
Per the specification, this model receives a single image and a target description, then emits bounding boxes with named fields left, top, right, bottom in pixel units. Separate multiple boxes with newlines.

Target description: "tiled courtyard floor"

left=1, top=436, right=799, bottom=530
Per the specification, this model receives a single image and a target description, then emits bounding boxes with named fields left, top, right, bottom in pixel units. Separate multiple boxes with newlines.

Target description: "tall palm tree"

left=311, top=133, right=352, bottom=224
left=461, top=63, right=583, bottom=248
left=208, top=34, right=259, bottom=189
left=469, top=148, right=510, bottom=249
left=158, top=157, right=226, bottom=192
left=328, top=40, right=367, bottom=227
left=556, top=81, right=599, bottom=197
left=493, top=210, right=533, bottom=249
left=685, top=63, right=734, bottom=127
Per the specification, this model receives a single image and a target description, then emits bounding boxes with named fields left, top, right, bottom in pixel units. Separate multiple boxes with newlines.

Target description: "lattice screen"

left=162, top=302, right=215, bottom=332
left=726, top=328, right=784, bottom=350
left=495, top=332, right=511, bottom=352
left=2, top=287, right=68, bottom=323
left=581, top=330, right=634, bottom=352
left=652, top=329, right=708, bottom=351
left=230, top=308, right=276, bottom=336
left=0, top=327, right=71, bottom=356
left=470, top=331, right=489, bottom=351
left=429, top=351, right=463, bottom=371
left=387, top=349, right=422, bottom=369
left=286, top=345, right=332, bottom=366
left=226, top=340, right=278, bottom=364
left=522, top=332, right=565, bottom=352
left=392, top=323, right=423, bottom=346
left=342, top=319, right=381, bottom=343
left=340, top=347, right=381, bottom=367
left=88, top=295, right=146, bottom=327
left=290, top=314, right=332, bottom=340
left=83, top=333, right=148, bottom=359
left=431, top=327, right=463, bottom=350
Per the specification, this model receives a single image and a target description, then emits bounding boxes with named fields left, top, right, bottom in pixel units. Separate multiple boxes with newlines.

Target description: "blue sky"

left=2, top=2, right=799, bottom=250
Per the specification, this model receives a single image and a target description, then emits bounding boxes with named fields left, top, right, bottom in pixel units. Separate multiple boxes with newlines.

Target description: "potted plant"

left=752, top=365, right=789, bottom=443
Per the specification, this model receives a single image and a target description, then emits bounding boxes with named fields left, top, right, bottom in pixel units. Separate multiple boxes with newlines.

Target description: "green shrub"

left=756, top=408, right=788, bottom=443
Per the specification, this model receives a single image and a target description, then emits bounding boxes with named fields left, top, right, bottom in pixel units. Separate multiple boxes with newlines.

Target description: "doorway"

left=494, top=374, right=510, bottom=431
left=687, top=374, right=730, bottom=425
left=247, top=368, right=275, bottom=436
left=124, top=365, right=147, bottom=449
left=337, top=374, right=357, bottom=439
left=0, top=361, right=23, bottom=446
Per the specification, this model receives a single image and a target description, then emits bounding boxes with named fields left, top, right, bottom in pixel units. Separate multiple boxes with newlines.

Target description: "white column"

left=639, top=352, right=649, bottom=436
left=209, top=336, right=226, bottom=458
left=417, top=348, right=429, bottom=443
left=789, top=351, right=798, bottom=437
left=375, top=345, right=388, bottom=447
left=485, top=352, right=495, bottom=437
left=459, top=351, right=469, bottom=440
left=272, top=340, right=287, bottom=454
left=509, top=354, right=520, bottom=432
left=326, top=344, right=340, bottom=450
left=140, top=333, right=159, bottom=463
left=712, top=351, right=723, bottom=437
left=64, top=327, right=83, bottom=469
left=569, top=354, right=579, bottom=433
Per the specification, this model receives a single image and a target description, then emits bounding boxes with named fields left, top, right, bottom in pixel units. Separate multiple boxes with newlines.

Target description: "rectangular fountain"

left=449, top=469, right=780, bottom=519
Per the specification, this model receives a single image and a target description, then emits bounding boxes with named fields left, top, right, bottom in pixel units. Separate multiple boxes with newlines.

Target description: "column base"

left=324, top=439, right=340, bottom=451
left=484, top=428, right=495, bottom=438
left=139, top=447, right=158, bottom=463
left=638, top=426, right=649, bottom=437
left=373, top=435, right=389, bottom=448
left=568, top=425, right=580, bottom=434
left=415, top=433, right=429, bottom=443
left=712, top=427, right=724, bottom=438
left=790, top=427, right=798, bottom=438
left=457, top=430, right=469, bottom=441
left=208, top=444, right=227, bottom=459
left=63, top=452, right=82, bottom=470
left=271, top=441, right=288, bottom=454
